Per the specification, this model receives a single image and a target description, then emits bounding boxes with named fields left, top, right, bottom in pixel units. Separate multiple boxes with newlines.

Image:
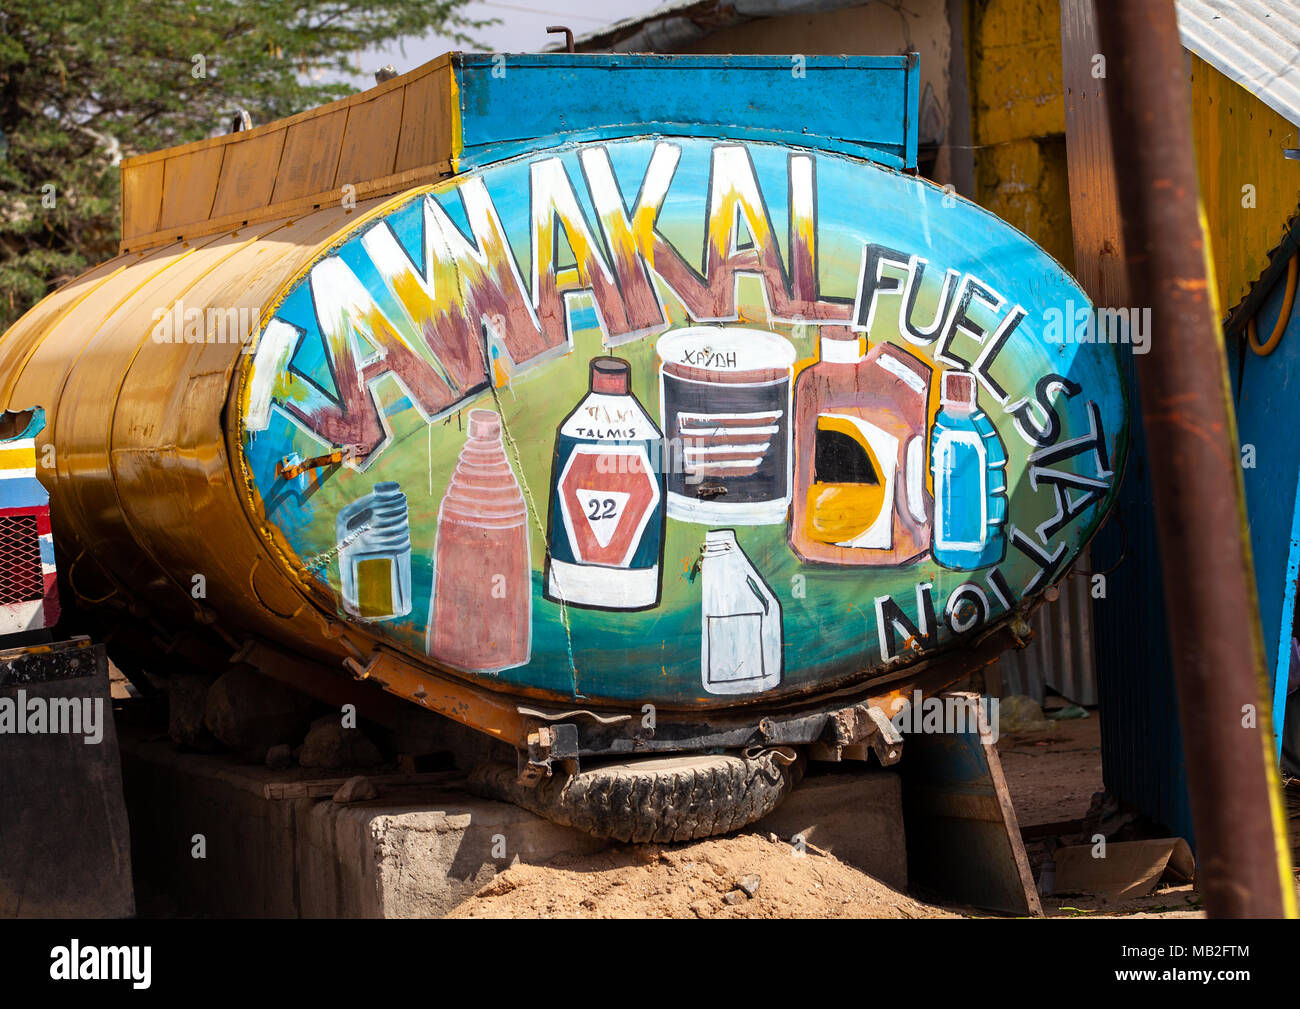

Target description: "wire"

left=1249, top=250, right=1298, bottom=356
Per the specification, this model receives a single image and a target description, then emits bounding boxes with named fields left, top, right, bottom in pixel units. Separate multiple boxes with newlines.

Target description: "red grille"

left=0, top=514, right=44, bottom=605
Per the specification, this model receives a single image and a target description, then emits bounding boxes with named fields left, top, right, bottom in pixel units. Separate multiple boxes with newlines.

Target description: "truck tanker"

left=0, top=53, right=1128, bottom=840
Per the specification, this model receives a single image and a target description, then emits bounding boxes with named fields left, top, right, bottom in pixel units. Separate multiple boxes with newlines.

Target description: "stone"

left=999, top=694, right=1055, bottom=734
left=722, top=890, right=747, bottom=905
left=298, top=715, right=384, bottom=770
left=167, top=671, right=217, bottom=748
left=737, top=873, right=761, bottom=898
left=333, top=776, right=378, bottom=803
left=265, top=744, right=293, bottom=771
left=203, top=664, right=313, bottom=760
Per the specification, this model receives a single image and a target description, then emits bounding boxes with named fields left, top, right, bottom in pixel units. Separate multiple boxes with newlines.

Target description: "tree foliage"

left=0, top=0, right=490, bottom=327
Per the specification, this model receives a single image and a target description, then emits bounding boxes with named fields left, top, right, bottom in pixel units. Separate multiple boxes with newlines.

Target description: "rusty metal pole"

left=1093, top=0, right=1296, bottom=917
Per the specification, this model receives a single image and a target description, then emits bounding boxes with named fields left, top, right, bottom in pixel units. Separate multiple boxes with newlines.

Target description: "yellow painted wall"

left=1189, top=54, right=1300, bottom=316
left=968, top=0, right=1075, bottom=270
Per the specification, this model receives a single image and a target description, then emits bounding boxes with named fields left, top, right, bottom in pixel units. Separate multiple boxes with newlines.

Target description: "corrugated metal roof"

left=1176, top=0, right=1300, bottom=127
left=568, top=0, right=867, bottom=53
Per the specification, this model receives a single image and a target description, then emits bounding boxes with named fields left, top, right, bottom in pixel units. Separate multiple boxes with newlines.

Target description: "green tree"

left=0, top=0, right=490, bottom=327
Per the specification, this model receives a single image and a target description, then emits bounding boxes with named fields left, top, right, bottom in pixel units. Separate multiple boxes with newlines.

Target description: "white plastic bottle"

left=699, top=529, right=783, bottom=694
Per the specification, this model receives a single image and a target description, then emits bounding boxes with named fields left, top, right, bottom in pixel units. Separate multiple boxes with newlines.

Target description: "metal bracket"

left=517, top=722, right=580, bottom=787
left=808, top=702, right=903, bottom=766
left=865, top=704, right=904, bottom=766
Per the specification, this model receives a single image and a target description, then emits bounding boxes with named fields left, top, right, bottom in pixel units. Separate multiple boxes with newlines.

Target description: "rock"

left=997, top=694, right=1054, bottom=735
left=737, top=873, right=761, bottom=898
left=722, top=890, right=748, bottom=905
left=168, top=672, right=218, bottom=749
left=203, top=664, right=313, bottom=760
left=265, top=744, right=293, bottom=771
left=298, top=715, right=383, bottom=770
left=333, top=775, right=378, bottom=803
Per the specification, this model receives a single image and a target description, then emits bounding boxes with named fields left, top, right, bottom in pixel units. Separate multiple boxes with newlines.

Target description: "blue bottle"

left=930, top=371, right=1007, bottom=569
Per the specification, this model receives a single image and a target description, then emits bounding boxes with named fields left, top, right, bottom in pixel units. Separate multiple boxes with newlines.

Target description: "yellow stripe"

left=0, top=444, right=37, bottom=469
left=450, top=60, right=464, bottom=173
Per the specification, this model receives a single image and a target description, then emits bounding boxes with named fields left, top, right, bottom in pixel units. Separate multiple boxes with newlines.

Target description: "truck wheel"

left=468, top=747, right=803, bottom=843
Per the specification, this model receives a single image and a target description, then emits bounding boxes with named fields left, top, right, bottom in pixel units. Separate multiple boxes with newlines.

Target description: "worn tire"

left=468, top=749, right=804, bottom=843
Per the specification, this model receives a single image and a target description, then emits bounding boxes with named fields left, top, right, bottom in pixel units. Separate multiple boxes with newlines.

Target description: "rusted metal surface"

left=1060, top=0, right=1130, bottom=310
left=119, top=57, right=457, bottom=252
left=1094, top=0, right=1297, bottom=918
left=546, top=25, right=575, bottom=52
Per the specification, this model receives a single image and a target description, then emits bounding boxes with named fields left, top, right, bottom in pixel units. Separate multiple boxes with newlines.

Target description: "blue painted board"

left=453, top=53, right=919, bottom=172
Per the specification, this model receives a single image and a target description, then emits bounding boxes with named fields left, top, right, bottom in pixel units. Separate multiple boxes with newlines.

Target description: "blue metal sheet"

left=453, top=53, right=920, bottom=172
left=1231, top=265, right=1300, bottom=760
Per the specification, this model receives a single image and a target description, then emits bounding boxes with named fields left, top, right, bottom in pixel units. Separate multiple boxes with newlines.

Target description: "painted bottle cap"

left=467, top=408, right=501, bottom=440
left=703, top=529, right=739, bottom=552
left=941, top=370, right=977, bottom=410
left=819, top=333, right=865, bottom=364
left=590, top=357, right=631, bottom=395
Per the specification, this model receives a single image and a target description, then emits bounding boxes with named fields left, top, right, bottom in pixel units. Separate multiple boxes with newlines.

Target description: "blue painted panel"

left=0, top=476, right=51, bottom=510
left=1231, top=270, right=1300, bottom=759
left=453, top=54, right=919, bottom=172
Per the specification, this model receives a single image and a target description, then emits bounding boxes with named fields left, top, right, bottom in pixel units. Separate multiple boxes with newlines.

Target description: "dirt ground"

left=450, top=710, right=1275, bottom=919
left=997, top=712, right=1104, bottom=827
left=451, top=713, right=1113, bottom=919
left=449, top=831, right=958, bottom=919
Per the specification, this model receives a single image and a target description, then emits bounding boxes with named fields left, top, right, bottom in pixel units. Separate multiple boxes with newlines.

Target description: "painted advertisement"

left=239, top=136, right=1128, bottom=705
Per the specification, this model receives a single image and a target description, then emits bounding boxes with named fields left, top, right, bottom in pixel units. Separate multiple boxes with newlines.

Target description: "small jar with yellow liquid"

left=337, top=482, right=413, bottom=621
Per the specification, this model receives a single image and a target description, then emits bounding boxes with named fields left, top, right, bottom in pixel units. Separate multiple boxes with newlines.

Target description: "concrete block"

left=753, top=768, right=907, bottom=890
left=119, top=729, right=604, bottom=918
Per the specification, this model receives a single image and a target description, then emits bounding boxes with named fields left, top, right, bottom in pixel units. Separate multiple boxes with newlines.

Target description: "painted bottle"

left=699, top=530, right=782, bottom=694
left=656, top=326, right=796, bottom=525
left=930, top=370, right=1008, bottom=569
left=337, top=482, right=412, bottom=621
left=545, top=357, right=665, bottom=610
left=429, top=408, right=531, bottom=672
left=789, top=331, right=932, bottom=566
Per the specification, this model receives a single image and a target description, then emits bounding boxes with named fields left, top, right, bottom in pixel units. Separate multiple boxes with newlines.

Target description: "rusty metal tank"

left=0, top=54, right=1129, bottom=764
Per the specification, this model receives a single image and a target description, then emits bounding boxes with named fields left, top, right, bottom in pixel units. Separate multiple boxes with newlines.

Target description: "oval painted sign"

left=239, top=135, right=1129, bottom=706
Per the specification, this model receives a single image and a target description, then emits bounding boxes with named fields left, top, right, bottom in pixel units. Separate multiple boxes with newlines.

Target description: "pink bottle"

left=428, top=409, right=531, bottom=672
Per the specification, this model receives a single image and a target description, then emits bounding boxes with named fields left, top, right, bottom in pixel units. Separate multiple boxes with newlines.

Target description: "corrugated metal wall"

left=999, top=562, right=1097, bottom=706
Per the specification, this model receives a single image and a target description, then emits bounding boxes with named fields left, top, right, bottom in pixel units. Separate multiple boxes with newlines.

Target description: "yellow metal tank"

left=0, top=54, right=1129, bottom=762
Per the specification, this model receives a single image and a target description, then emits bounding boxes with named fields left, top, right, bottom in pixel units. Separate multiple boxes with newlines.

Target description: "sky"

left=329, top=0, right=658, bottom=87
